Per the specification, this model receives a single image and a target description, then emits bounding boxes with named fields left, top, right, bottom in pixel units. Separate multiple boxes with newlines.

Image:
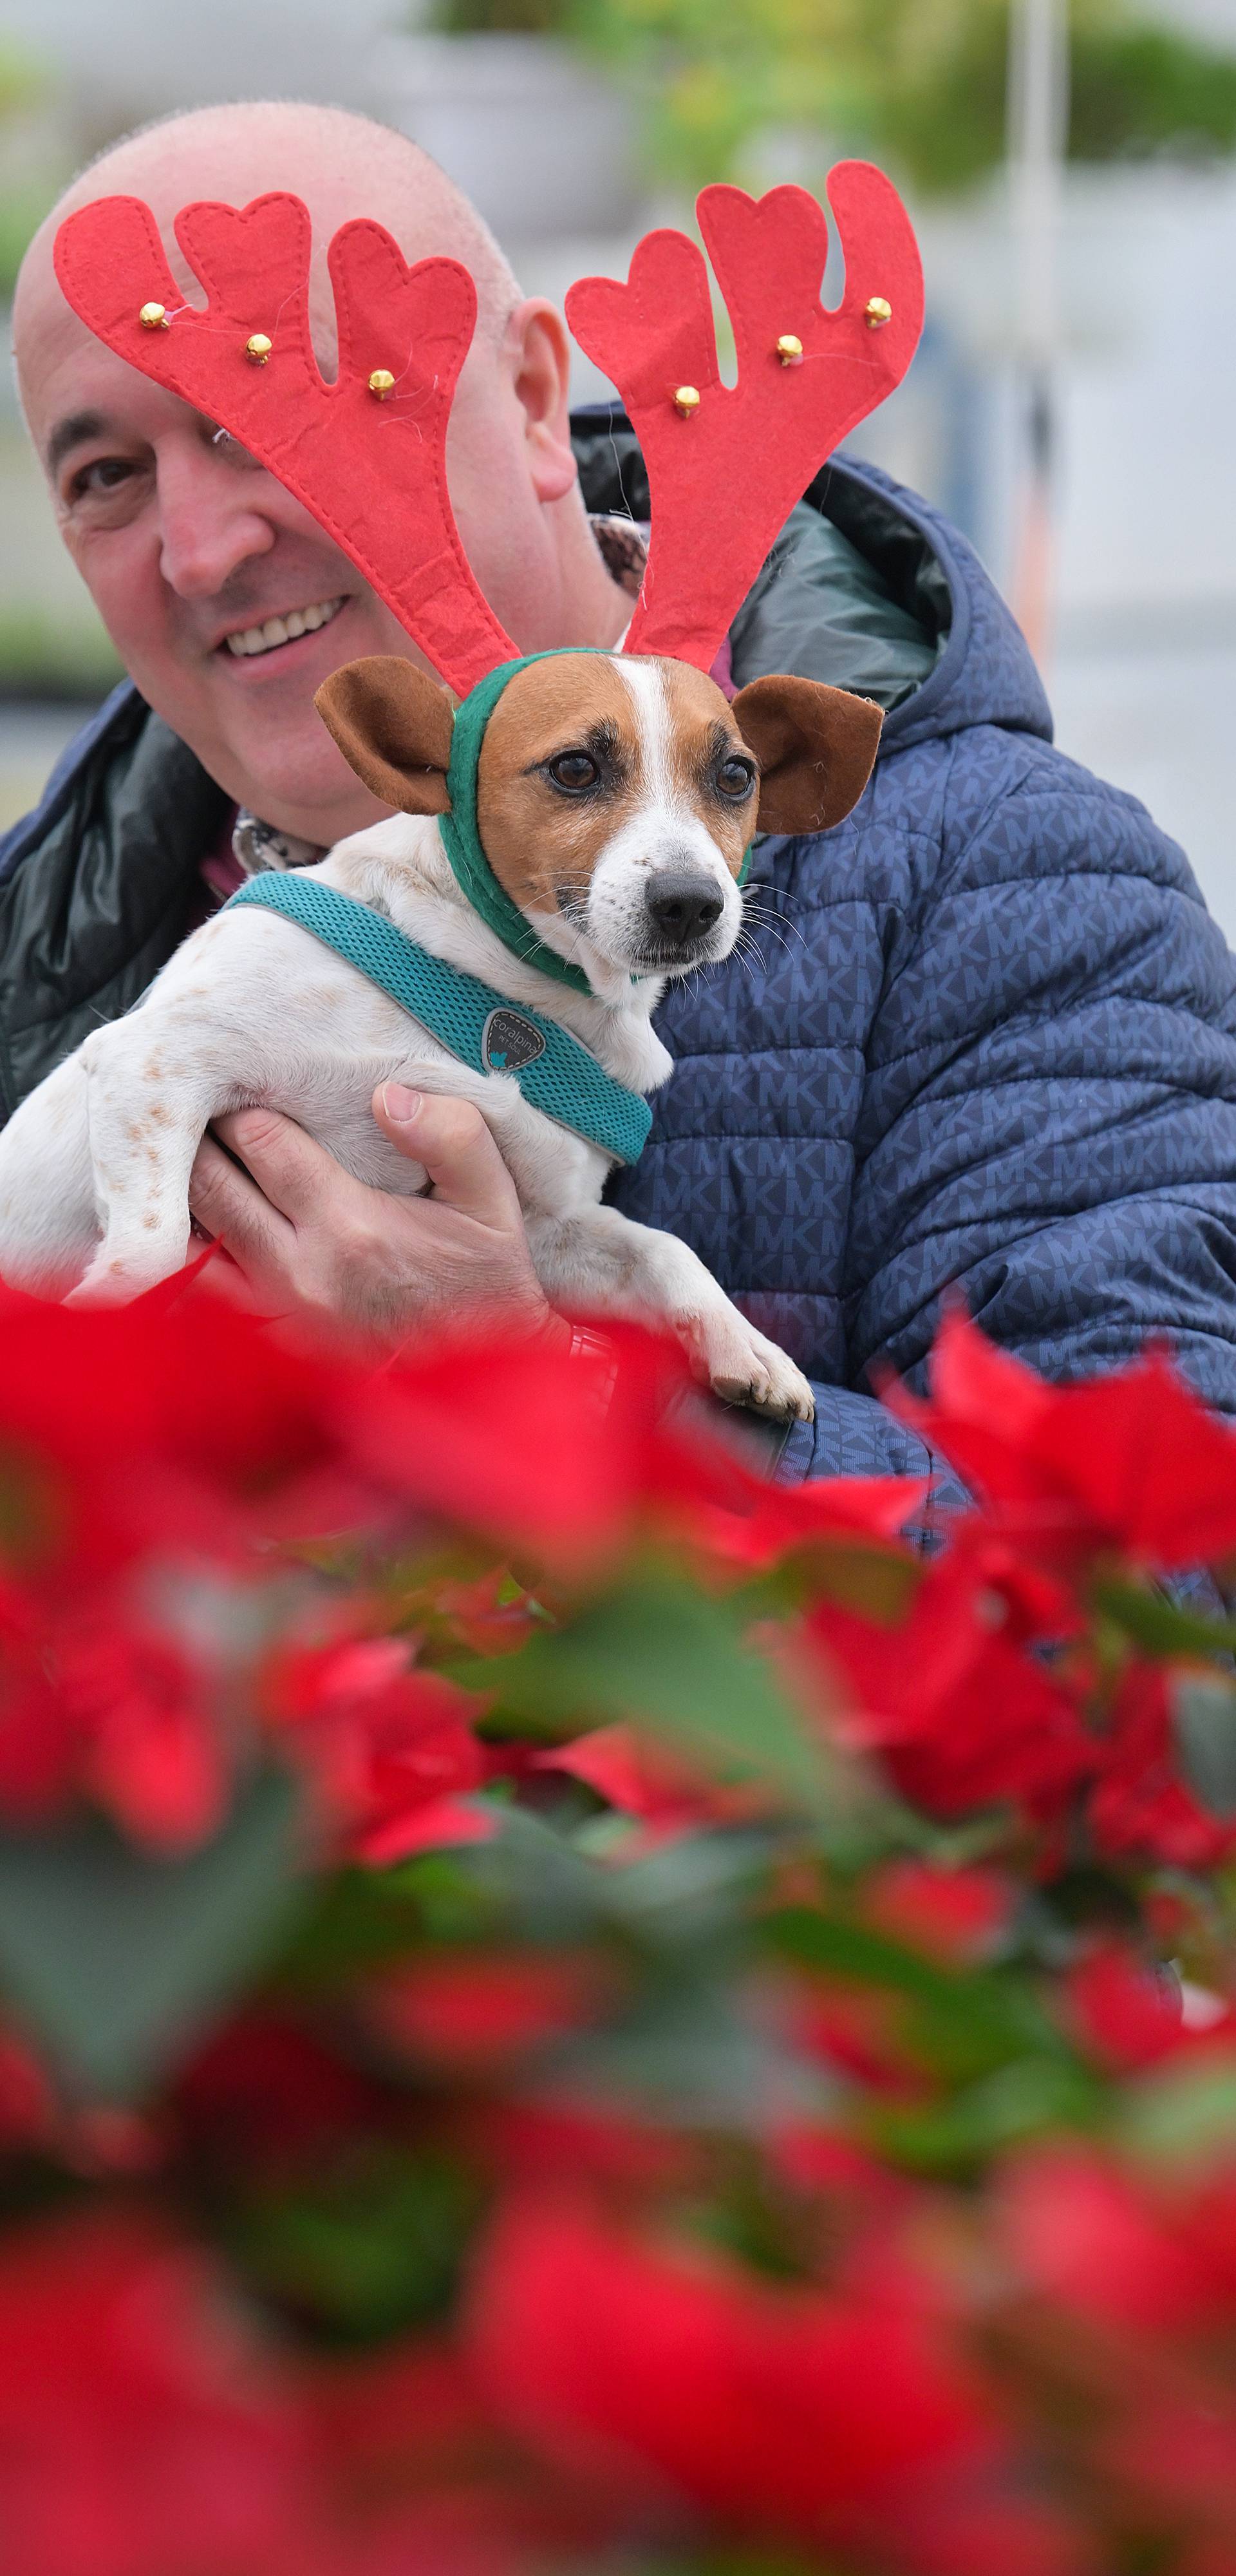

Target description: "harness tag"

left=482, top=1007, right=547, bottom=1074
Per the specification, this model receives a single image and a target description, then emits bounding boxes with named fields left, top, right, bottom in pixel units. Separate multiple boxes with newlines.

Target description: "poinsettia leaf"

left=1091, top=1575, right=1236, bottom=1663
left=1121, top=2055, right=1236, bottom=2166
left=0, top=1770, right=305, bottom=2099
left=1171, top=1673, right=1236, bottom=1817
left=454, top=1571, right=835, bottom=1817
left=456, top=1803, right=613, bottom=1943
left=870, top=2055, right=1101, bottom=2172
left=768, top=1905, right=1065, bottom=2077
left=554, top=1983, right=832, bottom=2125
left=458, top=1804, right=763, bottom=1955
left=229, top=2141, right=483, bottom=2340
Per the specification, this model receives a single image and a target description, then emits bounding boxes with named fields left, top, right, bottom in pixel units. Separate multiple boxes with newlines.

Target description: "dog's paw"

left=687, top=1310, right=815, bottom=1423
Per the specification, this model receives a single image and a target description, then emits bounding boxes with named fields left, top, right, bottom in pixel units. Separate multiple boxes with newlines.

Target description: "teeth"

left=224, top=596, right=343, bottom=658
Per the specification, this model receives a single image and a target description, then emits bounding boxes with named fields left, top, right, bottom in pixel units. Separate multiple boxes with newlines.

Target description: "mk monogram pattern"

left=612, top=469, right=1236, bottom=1430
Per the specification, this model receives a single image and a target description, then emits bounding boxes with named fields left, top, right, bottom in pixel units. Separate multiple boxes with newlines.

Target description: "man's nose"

left=156, top=444, right=277, bottom=600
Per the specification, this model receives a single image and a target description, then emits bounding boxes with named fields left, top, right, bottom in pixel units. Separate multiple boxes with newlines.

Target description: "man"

left=5, top=99, right=1236, bottom=1484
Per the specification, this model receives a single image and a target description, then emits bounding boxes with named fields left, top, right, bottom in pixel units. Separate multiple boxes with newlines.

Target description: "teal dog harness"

left=224, top=647, right=754, bottom=1167
left=223, top=872, right=653, bottom=1167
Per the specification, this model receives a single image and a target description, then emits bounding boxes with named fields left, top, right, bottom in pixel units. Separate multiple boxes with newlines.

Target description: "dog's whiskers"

left=741, top=902, right=809, bottom=960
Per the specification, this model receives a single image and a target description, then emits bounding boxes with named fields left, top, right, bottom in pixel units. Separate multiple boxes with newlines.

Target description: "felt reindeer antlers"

left=54, top=164, right=923, bottom=697
left=53, top=191, right=518, bottom=698
left=567, top=167, right=924, bottom=672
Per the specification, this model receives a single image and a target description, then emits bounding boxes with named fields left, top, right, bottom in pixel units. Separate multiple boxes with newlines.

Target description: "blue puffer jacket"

left=600, top=453, right=1236, bottom=1480
left=3, top=443, right=1236, bottom=1488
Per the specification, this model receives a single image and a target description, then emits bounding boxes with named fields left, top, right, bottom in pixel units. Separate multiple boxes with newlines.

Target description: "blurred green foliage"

left=0, top=36, right=41, bottom=120
left=0, top=38, right=61, bottom=300
left=0, top=178, right=61, bottom=299
left=0, top=610, right=124, bottom=701
left=431, top=0, right=1236, bottom=196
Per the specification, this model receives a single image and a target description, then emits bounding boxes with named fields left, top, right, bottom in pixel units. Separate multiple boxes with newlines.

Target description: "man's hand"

left=187, top=1081, right=564, bottom=1348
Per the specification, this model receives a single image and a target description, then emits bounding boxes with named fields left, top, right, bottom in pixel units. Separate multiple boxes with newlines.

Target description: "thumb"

left=371, top=1083, right=523, bottom=1228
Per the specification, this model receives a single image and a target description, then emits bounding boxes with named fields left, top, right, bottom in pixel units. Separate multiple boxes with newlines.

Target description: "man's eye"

left=716, top=755, right=756, bottom=799
left=547, top=752, right=599, bottom=792
left=70, top=458, right=136, bottom=498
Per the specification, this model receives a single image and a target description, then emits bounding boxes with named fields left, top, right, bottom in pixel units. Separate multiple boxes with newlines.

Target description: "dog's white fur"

left=0, top=656, right=814, bottom=1418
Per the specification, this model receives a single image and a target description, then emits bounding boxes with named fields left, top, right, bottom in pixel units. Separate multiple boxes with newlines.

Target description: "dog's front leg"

left=526, top=1205, right=814, bottom=1422
left=68, top=1024, right=226, bottom=1304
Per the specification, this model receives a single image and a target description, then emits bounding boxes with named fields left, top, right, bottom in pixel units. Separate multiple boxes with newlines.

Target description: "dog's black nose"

left=644, top=870, right=726, bottom=947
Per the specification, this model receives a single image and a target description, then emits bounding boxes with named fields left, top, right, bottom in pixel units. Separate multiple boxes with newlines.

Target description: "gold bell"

left=245, top=332, right=273, bottom=365
left=368, top=368, right=396, bottom=400
left=673, top=383, right=700, bottom=417
left=776, top=332, right=803, bottom=366
left=138, top=301, right=169, bottom=331
left=865, top=296, right=893, bottom=329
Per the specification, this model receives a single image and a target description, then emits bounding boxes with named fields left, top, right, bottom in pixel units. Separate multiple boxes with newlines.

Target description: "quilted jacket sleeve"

left=843, top=726, right=1236, bottom=1425
left=778, top=1381, right=966, bottom=1497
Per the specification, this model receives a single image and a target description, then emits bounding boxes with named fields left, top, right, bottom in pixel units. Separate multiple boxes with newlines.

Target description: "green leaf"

left=461, top=1803, right=765, bottom=1955
left=455, top=1569, right=835, bottom=1818
left=1092, top=1575, right=1236, bottom=1665
left=870, top=2055, right=1101, bottom=2174
left=230, top=2142, right=483, bottom=2342
left=555, top=1981, right=832, bottom=2126
left=0, top=1771, right=305, bottom=2100
left=768, top=1905, right=1066, bottom=2080
left=276, top=1859, right=485, bottom=1989
left=1122, top=2057, right=1236, bottom=2170
left=1172, top=1673, right=1236, bottom=1819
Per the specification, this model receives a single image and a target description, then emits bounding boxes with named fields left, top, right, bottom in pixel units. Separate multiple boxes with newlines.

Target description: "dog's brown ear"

left=730, top=674, right=883, bottom=837
left=314, top=657, right=455, bottom=815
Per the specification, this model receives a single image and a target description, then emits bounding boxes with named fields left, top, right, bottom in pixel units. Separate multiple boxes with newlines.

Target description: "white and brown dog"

left=0, top=650, right=880, bottom=1416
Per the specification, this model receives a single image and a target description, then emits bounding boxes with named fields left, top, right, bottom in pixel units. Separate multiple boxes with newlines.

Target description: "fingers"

left=210, top=1107, right=337, bottom=1227
left=372, top=1084, right=523, bottom=1229
left=188, top=1130, right=294, bottom=1268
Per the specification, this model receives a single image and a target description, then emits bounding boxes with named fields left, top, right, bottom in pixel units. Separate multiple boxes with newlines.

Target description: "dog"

left=0, top=648, right=881, bottom=1417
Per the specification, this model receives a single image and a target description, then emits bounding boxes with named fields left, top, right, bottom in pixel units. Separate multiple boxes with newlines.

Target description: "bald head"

left=12, top=96, right=626, bottom=848
left=14, top=99, right=523, bottom=393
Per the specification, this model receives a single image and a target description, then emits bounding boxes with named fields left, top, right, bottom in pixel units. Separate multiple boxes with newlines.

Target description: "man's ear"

left=314, top=657, right=455, bottom=815
left=730, top=675, right=883, bottom=837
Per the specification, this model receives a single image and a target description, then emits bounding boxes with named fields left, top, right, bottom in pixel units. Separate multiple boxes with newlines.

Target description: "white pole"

left=1007, top=0, right=1069, bottom=661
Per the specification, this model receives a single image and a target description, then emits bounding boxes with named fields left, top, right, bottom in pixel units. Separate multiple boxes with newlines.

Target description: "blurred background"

left=3, top=0, right=1236, bottom=927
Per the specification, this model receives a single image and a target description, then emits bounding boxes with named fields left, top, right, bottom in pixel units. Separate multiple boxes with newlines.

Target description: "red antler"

left=53, top=191, right=517, bottom=699
left=566, top=166, right=924, bottom=672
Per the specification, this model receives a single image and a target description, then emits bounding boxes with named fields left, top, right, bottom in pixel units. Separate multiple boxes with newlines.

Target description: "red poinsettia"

left=0, top=1585, right=226, bottom=1852
left=1089, top=1662, right=1236, bottom=1871
left=803, top=1538, right=1092, bottom=1826
left=863, top=1859, right=1016, bottom=1966
left=535, top=1722, right=764, bottom=1842
left=469, top=2192, right=1003, bottom=2556
left=263, top=1635, right=491, bottom=1866
left=367, top=1951, right=608, bottom=2074
left=0, top=2213, right=326, bottom=2576
left=885, top=1307, right=1236, bottom=1569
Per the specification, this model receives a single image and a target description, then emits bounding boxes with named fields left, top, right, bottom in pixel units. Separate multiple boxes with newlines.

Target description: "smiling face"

left=14, top=104, right=630, bottom=848
left=27, top=339, right=412, bottom=844
left=475, top=654, right=754, bottom=976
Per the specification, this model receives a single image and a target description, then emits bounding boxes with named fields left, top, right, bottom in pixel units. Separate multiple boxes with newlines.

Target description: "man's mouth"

left=223, top=596, right=346, bottom=659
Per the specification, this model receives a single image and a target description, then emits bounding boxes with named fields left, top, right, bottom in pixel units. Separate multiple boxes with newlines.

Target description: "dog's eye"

left=716, top=755, right=756, bottom=800
left=547, top=752, right=599, bottom=793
